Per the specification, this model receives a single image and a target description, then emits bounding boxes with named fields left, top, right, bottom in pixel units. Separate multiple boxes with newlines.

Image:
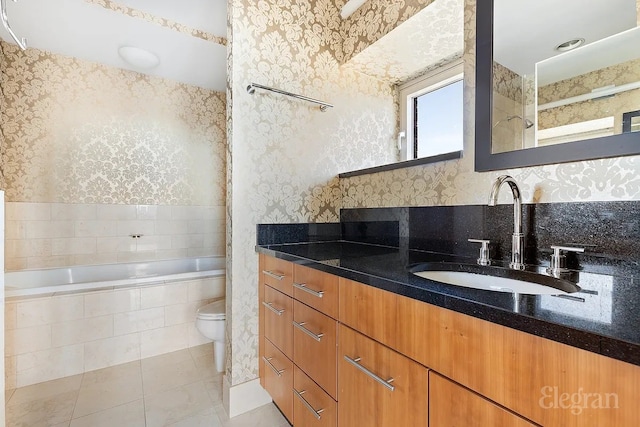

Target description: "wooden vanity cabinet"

left=263, top=339, right=293, bottom=422
left=294, top=366, right=337, bottom=427
left=293, top=264, right=339, bottom=319
left=338, top=324, right=429, bottom=427
left=429, top=373, right=536, bottom=427
left=263, top=285, right=293, bottom=359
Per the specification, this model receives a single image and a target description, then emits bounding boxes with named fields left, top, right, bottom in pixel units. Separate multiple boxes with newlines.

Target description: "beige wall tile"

left=6, top=203, right=51, bottom=221
left=5, top=301, right=18, bottom=330
left=97, top=205, right=137, bottom=221
left=171, top=206, right=205, bottom=220
left=6, top=325, right=52, bottom=356
left=140, top=324, right=189, bottom=359
left=84, top=288, right=140, bottom=317
left=51, top=315, right=113, bottom=347
left=6, top=239, right=52, bottom=259
left=15, top=345, right=84, bottom=387
left=187, top=278, right=225, bottom=302
left=116, top=219, right=156, bottom=237
left=136, top=235, right=172, bottom=252
left=51, top=237, right=96, bottom=256
left=84, top=333, right=141, bottom=372
left=117, top=251, right=157, bottom=263
left=72, top=253, right=119, bottom=266
left=154, top=220, right=189, bottom=235
left=5, top=356, right=17, bottom=390
left=156, top=249, right=190, bottom=260
left=96, top=236, right=137, bottom=253
left=5, top=257, right=28, bottom=271
left=141, top=283, right=188, bottom=309
left=26, top=255, right=74, bottom=269
left=164, top=302, right=200, bottom=326
left=114, top=308, right=165, bottom=335
left=17, top=295, right=84, bottom=328
left=5, top=220, right=26, bottom=239
left=51, top=203, right=97, bottom=220
left=26, top=221, right=75, bottom=239
left=75, top=220, right=118, bottom=237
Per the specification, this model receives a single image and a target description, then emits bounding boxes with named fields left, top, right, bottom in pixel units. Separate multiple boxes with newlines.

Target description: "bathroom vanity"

left=256, top=202, right=640, bottom=427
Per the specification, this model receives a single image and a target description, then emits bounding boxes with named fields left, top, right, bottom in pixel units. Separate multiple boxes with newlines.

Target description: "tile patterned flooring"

left=5, top=345, right=290, bottom=427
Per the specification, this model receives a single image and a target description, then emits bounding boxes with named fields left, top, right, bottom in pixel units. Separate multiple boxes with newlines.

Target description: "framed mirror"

left=475, top=0, right=640, bottom=171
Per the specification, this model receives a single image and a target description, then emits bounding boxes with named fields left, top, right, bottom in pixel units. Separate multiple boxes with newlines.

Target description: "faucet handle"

left=468, top=239, right=491, bottom=266
left=548, top=245, right=585, bottom=273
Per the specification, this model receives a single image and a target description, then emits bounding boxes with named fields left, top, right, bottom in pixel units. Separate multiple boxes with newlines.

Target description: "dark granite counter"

left=256, top=240, right=640, bottom=367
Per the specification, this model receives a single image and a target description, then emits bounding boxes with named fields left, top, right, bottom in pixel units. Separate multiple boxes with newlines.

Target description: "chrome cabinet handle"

left=292, top=321, right=324, bottom=342
left=262, top=301, right=284, bottom=316
left=344, top=355, right=395, bottom=391
left=293, top=388, right=324, bottom=420
left=293, top=282, right=324, bottom=298
left=262, top=356, right=284, bottom=377
left=263, top=270, right=285, bottom=280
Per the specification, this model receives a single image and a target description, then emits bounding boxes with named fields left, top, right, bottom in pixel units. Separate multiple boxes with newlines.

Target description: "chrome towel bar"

left=247, top=83, right=333, bottom=112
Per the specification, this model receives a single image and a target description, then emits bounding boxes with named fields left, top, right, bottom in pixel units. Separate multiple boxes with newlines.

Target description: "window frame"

left=398, top=59, right=464, bottom=161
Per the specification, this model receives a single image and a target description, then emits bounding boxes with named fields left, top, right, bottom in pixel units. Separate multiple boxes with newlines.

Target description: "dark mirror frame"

left=474, top=0, right=640, bottom=172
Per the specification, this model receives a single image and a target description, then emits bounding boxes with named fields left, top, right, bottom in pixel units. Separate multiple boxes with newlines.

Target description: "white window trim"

left=398, top=59, right=464, bottom=161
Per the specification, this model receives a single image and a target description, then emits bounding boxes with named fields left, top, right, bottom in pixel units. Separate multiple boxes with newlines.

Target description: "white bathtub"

left=5, top=256, right=225, bottom=298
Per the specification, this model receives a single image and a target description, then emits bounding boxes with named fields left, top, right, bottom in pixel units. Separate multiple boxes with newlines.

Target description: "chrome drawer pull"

left=293, top=282, right=324, bottom=298
left=263, top=270, right=285, bottom=280
left=344, top=355, right=395, bottom=391
left=292, top=321, right=324, bottom=342
left=262, top=356, right=284, bottom=377
left=262, top=301, right=284, bottom=316
left=293, top=388, right=324, bottom=420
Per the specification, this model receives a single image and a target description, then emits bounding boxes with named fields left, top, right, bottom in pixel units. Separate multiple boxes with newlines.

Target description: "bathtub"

left=4, top=256, right=226, bottom=298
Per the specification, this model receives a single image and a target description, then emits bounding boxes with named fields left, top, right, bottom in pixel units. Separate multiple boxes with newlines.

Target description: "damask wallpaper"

left=0, top=42, right=226, bottom=206
left=226, top=0, right=398, bottom=387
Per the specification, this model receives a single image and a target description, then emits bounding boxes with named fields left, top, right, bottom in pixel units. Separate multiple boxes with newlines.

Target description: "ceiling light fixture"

left=340, top=0, right=368, bottom=19
left=554, top=38, right=585, bottom=52
left=118, top=46, right=160, bottom=69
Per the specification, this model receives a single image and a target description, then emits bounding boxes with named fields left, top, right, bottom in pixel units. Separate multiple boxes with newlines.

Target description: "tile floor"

left=5, top=345, right=290, bottom=427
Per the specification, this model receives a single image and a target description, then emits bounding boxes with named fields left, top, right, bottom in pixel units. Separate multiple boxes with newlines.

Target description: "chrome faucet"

left=488, top=175, right=525, bottom=270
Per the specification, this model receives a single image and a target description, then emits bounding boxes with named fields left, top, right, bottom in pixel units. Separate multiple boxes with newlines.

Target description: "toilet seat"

left=196, top=300, right=225, bottom=320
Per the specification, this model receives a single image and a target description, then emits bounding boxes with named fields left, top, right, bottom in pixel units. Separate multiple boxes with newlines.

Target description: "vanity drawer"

left=294, top=264, right=339, bottom=319
left=338, top=324, right=428, bottom=427
left=293, top=300, right=338, bottom=399
left=264, top=285, right=293, bottom=358
left=294, top=365, right=337, bottom=427
left=263, top=339, right=293, bottom=423
left=261, top=255, right=293, bottom=296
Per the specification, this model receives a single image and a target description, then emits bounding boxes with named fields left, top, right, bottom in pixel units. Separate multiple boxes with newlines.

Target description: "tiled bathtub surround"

left=5, top=202, right=225, bottom=271
left=5, top=276, right=225, bottom=389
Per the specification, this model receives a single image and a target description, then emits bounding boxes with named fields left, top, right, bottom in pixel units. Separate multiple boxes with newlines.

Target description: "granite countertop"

left=256, top=240, right=640, bottom=367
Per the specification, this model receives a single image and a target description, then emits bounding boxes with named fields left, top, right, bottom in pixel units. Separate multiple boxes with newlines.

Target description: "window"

left=399, top=60, right=464, bottom=161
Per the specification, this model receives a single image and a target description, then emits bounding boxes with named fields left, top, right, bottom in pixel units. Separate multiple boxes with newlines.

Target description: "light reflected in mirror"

left=491, top=0, right=640, bottom=154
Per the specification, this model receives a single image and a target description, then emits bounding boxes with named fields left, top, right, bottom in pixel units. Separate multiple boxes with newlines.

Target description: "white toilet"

left=195, top=299, right=226, bottom=373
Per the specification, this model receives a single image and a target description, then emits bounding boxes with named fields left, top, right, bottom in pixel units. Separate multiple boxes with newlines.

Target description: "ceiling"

left=0, top=0, right=227, bottom=91
left=494, top=0, right=637, bottom=81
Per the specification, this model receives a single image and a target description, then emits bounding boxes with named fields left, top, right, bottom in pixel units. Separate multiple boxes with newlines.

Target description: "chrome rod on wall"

left=1, top=0, right=27, bottom=50
left=247, top=83, right=333, bottom=112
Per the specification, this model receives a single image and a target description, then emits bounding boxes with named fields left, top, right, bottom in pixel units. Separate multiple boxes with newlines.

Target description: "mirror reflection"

left=492, top=0, right=640, bottom=154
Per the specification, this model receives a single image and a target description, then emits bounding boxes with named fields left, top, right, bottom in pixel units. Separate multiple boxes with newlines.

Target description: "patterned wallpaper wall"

left=340, top=0, right=640, bottom=208
left=226, top=0, right=398, bottom=386
left=339, top=0, right=435, bottom=63
left=0, top=42, right=226, bottom=206
left=538, top=58, right=640, bottom=132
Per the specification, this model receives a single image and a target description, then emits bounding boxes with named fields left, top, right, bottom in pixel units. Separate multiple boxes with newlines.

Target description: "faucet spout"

left=488, top=175, right=525, bottom=270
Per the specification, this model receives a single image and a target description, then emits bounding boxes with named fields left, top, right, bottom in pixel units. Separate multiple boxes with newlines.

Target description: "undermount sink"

left=409, top=262, right=580, bottom=295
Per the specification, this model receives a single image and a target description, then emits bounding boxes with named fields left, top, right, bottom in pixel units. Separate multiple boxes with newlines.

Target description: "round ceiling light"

left=118, top=46, right=160, bottom=69
left=554, top=38, right=585, bottom=52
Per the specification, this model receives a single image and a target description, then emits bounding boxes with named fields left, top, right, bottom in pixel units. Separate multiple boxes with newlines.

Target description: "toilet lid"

left=196, top=299, right=226, bottom=320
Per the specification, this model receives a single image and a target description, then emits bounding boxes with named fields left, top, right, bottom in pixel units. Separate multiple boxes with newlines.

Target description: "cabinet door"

left=338, top=325, right=428, bottom=427
left=294, top=366, right=337, bottom=427
left=430, top=373, right=537, bottom=427
left=261, top=255, right=294, bottom=296
left=263, top=339, right=293, bottom=423
left=264, top=285, right=293, bottom=358
left=293, top=264, right=339, bottom=319
left=293, top=300, right=338, bottom=399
